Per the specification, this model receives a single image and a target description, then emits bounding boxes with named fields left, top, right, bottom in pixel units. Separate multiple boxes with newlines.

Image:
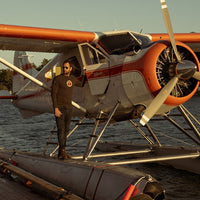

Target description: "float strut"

left=84, top=102, right=120, bottom=160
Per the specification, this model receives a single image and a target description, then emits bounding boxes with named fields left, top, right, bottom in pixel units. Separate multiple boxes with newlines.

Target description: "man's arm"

left=75, top=66, right=86, bottom=87
left=51, top=77, right=62, bottom=117
left=51, top=77, right=58, bottom=108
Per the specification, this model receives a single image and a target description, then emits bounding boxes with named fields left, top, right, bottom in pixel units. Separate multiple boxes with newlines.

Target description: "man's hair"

left=63, top=58, right=74, bottom=67
left=63, top=59, right=70, bottom=66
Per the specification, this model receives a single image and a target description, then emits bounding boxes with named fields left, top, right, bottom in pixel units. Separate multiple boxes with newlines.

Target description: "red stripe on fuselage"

left=16, top=61, right=140, bottom=101
left=86, top=60, right=143, bottom=80
left=15, top=89, right=47, bottom=101
left=86, top=68, right=110, bottom=80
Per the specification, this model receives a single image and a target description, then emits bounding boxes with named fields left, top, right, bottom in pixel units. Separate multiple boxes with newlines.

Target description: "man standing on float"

left=51, top=59, right=86, bottom=159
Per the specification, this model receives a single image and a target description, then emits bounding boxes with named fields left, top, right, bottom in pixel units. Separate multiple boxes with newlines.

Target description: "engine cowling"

left=142, top=41, right=199, bottom=106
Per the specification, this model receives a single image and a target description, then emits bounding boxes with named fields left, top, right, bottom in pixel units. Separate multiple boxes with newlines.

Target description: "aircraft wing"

left=0, top=24, right=97, bottom=53
left=150, top=33, right=200, bottom=52
left=0, top=24, right=200, bottom=54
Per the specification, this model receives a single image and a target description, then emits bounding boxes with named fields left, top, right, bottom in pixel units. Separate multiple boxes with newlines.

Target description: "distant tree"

left=0, top=69, right=13, bottom=90
left=32, top=63, right=37, bottom=69
left=36, top=58, right=50, bottom=71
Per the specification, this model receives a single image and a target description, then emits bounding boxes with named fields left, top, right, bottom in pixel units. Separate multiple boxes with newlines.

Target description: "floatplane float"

left=1, top=0, right=200, bottom=199
left=96, top=104, right=200, bottom=175
left=0, top=149, right=165, bottom=200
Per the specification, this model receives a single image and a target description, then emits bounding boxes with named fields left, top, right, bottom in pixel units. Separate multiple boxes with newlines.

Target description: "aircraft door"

left=78, top=43, right=110, bottom=95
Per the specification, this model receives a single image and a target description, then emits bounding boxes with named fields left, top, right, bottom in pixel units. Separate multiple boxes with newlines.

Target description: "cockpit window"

left=98, top=31, right=151, bottom=55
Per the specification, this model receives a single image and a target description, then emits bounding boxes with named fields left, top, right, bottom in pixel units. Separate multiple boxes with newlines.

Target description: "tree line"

left=0, top=69, right=13, bottom=90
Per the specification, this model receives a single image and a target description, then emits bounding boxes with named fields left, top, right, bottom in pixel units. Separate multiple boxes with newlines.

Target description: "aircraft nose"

left=176, top=60, right=197, bottom=79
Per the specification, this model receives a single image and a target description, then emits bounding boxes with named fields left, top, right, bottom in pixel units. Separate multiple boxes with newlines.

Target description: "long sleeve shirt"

left=51, top=74, right=85, bottom=109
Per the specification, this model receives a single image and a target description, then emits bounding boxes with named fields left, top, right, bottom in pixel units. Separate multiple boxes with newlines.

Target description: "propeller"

left=160, top=0, right=200, bottom=81
left=140, top=75, right=179, bottom=126
left=193, top=71, right=200, bottom=81
left=140, top=0, right=200, bottom=126
left=160, top=0, right=181, bottom=62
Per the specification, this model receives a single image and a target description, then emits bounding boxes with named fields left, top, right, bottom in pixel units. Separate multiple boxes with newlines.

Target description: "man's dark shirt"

left=51, top=74, right=83, bottom=109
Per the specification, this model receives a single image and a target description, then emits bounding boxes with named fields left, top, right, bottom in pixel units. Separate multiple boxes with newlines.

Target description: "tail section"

left=11, top=52, right=63, bottom=118
left=13, top=51, right=38, bottom=93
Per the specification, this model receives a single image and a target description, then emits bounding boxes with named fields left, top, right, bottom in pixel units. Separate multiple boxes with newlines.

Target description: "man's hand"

left=82, top=66, right=86, bottom=75
left=55, top=108, right=62, bottom=117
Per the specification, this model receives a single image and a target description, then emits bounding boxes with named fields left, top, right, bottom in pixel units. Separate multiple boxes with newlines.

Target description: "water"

left=0, top=91, right=200, bottom=199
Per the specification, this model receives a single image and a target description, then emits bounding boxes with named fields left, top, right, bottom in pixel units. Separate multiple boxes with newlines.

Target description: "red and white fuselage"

left=11, top=30, right=199, bottom=120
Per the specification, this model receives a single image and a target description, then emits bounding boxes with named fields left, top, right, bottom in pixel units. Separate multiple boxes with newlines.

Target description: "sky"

left=0, top=0, right=200, bottom=68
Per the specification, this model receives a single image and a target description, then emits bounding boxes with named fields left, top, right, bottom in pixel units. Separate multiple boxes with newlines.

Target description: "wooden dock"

left=0, top=158, right=83, bottom=200
left=0, top=174, right=49, bottom=200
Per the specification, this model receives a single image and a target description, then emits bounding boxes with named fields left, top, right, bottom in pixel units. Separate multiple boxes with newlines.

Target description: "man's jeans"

left=56, top=108, right=72, bottom=150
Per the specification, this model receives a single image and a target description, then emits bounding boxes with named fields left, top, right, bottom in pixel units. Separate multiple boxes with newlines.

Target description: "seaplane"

left=0, top=0, right=200, bottom=199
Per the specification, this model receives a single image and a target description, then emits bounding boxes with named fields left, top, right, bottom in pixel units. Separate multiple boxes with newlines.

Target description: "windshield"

left=98, top=31, right=151, bottom=55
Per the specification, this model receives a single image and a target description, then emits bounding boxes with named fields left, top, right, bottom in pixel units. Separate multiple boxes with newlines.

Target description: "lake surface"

left=0, top=91, right=200, bottom=199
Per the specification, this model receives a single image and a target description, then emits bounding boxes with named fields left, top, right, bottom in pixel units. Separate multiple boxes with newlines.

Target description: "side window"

left=99, top=53, right=106, bottom=63
left=45, top=64, right=61, bottom=81
left=54, top=65, right=61, bottom=76
left=88, top=48, right=98, bottom=64
left=79, top=43, right=107, bottom=66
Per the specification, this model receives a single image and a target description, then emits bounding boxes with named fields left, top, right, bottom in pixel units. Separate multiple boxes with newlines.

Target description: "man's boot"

left=58, top=149, right=71, bottom=159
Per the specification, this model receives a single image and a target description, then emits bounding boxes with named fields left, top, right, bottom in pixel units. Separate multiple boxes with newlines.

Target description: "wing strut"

left=0, top=57, right=50, bottom=91
left=0, top=56, right=87, bottom=113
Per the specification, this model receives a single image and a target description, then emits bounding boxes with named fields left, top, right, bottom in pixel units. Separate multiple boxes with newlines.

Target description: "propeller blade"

left=140, top=76, right=179, bottom=126
left=160, top=0, right=181, bottom=62
left=193, top=71, right=200, bottom=81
